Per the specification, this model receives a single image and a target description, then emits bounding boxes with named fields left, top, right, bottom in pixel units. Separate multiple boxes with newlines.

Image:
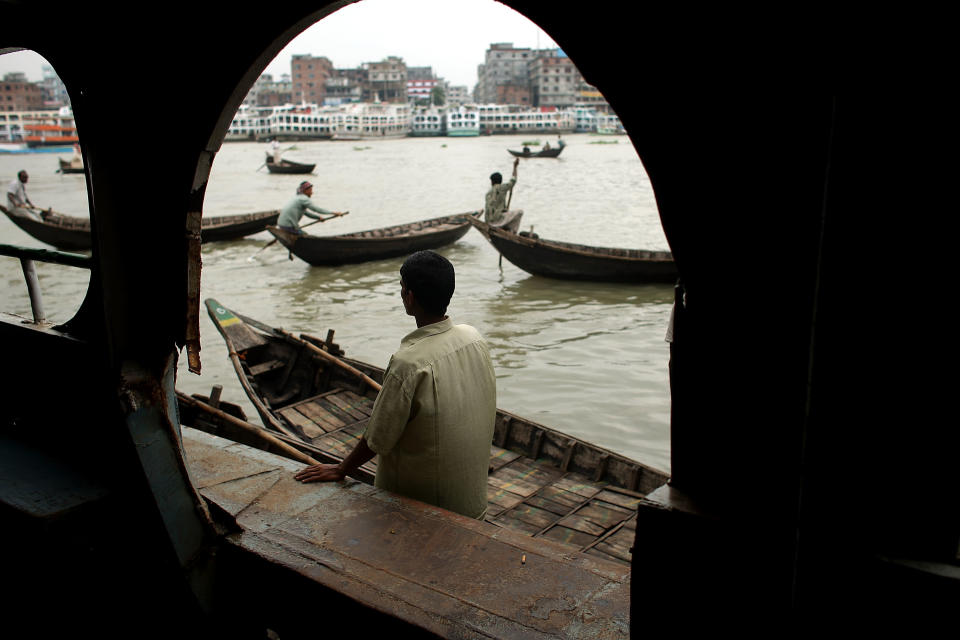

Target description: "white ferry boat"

left=573, top=106, right=598, bottom=133
left=0, top=107, right=79, bottom=150
left=595, top=113, right=626, bottom=135
left=410, top=107, right=445, bottom=137
left=227, top=101, right=411, bottom=142
left=476, top=104, right=576, bottom=135
left=444, top=106, right=480, bottom=137
left=227, top=103, right=337, bottom=142
left=330, top=102, right=411, bottom=140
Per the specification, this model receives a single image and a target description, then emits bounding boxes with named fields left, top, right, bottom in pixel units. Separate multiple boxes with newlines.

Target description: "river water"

left=0, top=133, right=673, bottom=472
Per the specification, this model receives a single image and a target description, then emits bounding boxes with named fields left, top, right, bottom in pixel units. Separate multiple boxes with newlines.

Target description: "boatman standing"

left=294, top=250, right=498, bottom=520
left=6, top=170, right=34, bottom=212
left=276, top=180, right=346, bottom=234
left=484, top=157, right=519, bottom=226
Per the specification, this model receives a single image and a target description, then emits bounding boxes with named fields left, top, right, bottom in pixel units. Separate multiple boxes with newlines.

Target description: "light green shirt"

left=277, top=194, right=332, bottom=229
left=364, top=318, right=497, bottom=519
left=484, top=177, right=516, bottom=224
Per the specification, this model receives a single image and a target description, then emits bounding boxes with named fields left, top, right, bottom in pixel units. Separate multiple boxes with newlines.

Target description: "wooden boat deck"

left=248, top=382, right=647, bottom=566
left=181, top=426, right=632, bottom=638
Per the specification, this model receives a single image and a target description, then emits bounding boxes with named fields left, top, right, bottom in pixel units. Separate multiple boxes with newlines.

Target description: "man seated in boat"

left=295, top=250, right=498, bottom=520
left=276, top=180, right=345, bottom=234
left=69, top=144, right=83, bottom=169
left=6, top=170, right=36, bottom=215
left=484, top=157, right=519, bottom=226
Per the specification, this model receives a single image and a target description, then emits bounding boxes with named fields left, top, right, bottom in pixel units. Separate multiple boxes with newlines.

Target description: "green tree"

left=431, top=86, right=446, bottom=106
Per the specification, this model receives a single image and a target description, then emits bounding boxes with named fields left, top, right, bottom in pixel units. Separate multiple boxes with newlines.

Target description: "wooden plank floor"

left=276, top=389, right=639, bottom=566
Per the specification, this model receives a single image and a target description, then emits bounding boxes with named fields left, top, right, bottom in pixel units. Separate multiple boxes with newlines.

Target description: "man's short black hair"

left=490, top=172, right=502, bottom=185
left=400, top=250, right=455, bottom=316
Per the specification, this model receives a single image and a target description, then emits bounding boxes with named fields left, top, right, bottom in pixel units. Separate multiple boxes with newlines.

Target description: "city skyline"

left=1, top=0, right=559, bottom=90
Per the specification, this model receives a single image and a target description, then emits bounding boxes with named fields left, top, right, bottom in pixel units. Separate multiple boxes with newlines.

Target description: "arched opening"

left=180, top=0, right=675, bottom=478
left=0, top=49, right=89, bottom=328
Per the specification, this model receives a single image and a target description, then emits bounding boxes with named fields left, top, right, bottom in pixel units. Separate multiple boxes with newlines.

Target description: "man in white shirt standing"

left=295, top=250, right=497, bottom=520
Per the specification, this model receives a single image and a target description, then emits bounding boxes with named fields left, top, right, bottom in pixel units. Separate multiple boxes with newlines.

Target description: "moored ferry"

left=1, top=106, right=80, bottom=148
left=476, top=103, right=575, bottom=135
left=445, top=105, right=480, bottom=136
left=330, top=101, right=411, bottom=140
left=410, top=106, right=445, bottom=136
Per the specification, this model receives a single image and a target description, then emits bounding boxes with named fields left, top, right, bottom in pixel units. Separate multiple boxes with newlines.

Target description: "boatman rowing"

left=484, top=157, right=519, bottom=226
left=6, top=170, right=34, bottom=213
left=294, top=250, right=498, bottom=520
left=277, top=180, right=346, bottom=234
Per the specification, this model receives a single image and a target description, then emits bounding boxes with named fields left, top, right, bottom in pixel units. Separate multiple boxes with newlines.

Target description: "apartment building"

left=291, top=54, right=334, bottom=105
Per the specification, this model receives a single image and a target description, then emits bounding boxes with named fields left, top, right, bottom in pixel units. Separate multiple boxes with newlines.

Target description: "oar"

left=247, top=211, right=349, bottom=261
left=500, top=161, right=519, bottom=269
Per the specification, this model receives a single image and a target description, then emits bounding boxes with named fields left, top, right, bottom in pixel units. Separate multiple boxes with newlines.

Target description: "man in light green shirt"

left=294, top=251, right=497, bottom=520
left=277, top=180, right=346, bottom=234
left=483, top=157, right=519, bottom=225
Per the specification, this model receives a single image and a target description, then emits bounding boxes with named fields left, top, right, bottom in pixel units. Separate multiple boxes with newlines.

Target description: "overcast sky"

left=1, top=0, right=558, bottom=89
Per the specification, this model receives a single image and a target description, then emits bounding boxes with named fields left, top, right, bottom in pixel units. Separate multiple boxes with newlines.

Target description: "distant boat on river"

left=264, top=154, right=316, bottom=174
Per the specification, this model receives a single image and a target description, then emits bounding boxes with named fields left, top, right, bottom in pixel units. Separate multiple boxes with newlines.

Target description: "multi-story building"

left=475, top=43, right=559, bottom=105
left=407, top=66, right=441, bottom=104
left=39, top=65, right=70, bottom=108
left=246, top=73, right=293, bottom=107
left=1, top=73, right=44, bottom=112
left=363, top=56, right=407, bottom=103
left=445, top=86, right=472, bottom=106
left=324, top=75, right=362, bottom=105
left=529, top=51, right=584, bottom=109
left=291, top=54, right=333, bottom=105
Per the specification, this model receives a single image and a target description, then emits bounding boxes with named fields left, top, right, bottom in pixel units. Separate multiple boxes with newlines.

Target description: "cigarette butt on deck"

left=521, top=554, right=526, bottom=565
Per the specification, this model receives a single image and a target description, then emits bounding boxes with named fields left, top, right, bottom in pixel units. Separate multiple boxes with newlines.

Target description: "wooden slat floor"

left=276, top=389, right=639, bottom=566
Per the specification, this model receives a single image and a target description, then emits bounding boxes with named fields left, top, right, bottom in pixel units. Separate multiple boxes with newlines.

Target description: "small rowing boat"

left=1, top=204, right=280, bottom=250
left=264, top=154, right=316, bottom=174
left=57, top=158, right=84, bottom=174
left=201, top=298, right=670, bottom=566
left=469, top=216, right=678, bottom=283
left=267, top=211, right=478, bottom=266
left=507, top=144, right=565, bottom=158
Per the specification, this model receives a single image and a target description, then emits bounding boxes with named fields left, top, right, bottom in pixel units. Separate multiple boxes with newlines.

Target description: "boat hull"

left=1, top=205, right=279, bottom=250
left=508, top=146, right=565, bottom=158
left=470, top=217, right=677, bottom=283
left=264, top=154, right=315, bottom=174
left=58, top=158, right=84, bottom=174
left=268, top=211, right=477, bottom=266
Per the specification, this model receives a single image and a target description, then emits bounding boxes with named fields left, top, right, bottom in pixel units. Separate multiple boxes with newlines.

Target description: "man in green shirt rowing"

left=277, top=180, right=347, bottom=234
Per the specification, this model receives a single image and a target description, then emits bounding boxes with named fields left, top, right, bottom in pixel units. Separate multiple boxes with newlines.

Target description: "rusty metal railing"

left=0, top=243, right=91, bottom=326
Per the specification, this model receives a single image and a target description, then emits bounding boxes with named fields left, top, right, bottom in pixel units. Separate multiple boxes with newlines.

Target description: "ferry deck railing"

left=0, top=243, right=91, bottom=326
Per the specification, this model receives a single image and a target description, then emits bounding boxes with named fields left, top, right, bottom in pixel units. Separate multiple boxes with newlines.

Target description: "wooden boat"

left=264, top=154, right=316, bottom=174
left=57, top=158, right=84, bottom=174
left=469, top=216, right=678, bottom=283
left=198, top=210, right=282, bottom=242
left=202, top=298, right=670, bottom=566
left=474, top=209, right=524, bottom=238
left=1, top=204, right=279, bottom=250
left=508, top=144, right=565, bottom=158
left=0, top=205, right=91, bottom=251
left=267, top=211, right=478, bottom=266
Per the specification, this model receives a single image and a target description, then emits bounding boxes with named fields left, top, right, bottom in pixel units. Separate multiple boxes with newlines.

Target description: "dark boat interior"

left=1, top=1, right=953, bottom=636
